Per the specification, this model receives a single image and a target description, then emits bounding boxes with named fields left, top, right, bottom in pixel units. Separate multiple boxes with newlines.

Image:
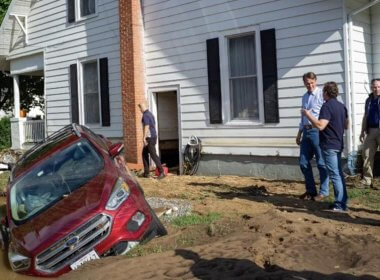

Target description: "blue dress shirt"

left=299, top=87, right=324, bottom=130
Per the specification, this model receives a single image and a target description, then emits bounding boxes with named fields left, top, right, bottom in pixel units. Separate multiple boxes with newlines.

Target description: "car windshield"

left=10, top=139, right=104, bottom=223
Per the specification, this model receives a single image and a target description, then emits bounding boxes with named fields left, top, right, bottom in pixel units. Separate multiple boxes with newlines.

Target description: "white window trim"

left=75, top=0, right=98, bottom=22
left=77, top=56, right=102, bottom=128
left=219, top=25, right=264, bottom=126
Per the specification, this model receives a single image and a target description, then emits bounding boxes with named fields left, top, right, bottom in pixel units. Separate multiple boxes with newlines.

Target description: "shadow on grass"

left=176, top=249, right=379, bottom=280
left=188, top=182, right=380, bottom=227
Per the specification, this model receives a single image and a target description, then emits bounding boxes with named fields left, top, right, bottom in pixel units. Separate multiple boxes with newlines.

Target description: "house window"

left=80, top=0, right=96, bottom=17
left=68, top=0, right=96, bottom=23
left=82, top=60, right=100, bottom=125
left=228, top=34, right=259, bottom=120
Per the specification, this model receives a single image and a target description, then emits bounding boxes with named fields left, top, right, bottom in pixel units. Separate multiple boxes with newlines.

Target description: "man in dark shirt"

left=138, top=102, right=165, bottom=179
left=303, top=82, right=349, bottom=211
left=359, top=79, right=380, bottom=189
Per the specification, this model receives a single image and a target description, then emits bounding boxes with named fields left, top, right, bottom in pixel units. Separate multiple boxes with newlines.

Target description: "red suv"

left=0, top=124, right=166, bottom=277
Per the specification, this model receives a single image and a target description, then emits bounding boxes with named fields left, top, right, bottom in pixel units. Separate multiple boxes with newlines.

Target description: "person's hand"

left=143, top=139, right=148, bottom=146
left=359, top=132, right=366, bottom=143
left=296, top=131, right=302, bottom=146
left=301, top=109, right=310, bottom=116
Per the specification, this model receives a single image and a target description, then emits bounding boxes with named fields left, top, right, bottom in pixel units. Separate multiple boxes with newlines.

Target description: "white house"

left=140, top=0, right=380, bottom=178
left=0, top=0, right=379, bottom=179
left=0, top=0, right=123, bottom=149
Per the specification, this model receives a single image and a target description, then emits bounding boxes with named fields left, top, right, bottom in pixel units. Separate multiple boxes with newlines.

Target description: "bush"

left=0, top=117, right=11, bottom=150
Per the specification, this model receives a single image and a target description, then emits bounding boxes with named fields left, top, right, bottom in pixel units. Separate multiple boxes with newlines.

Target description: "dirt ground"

left=61, top=175, right=380, bottom=280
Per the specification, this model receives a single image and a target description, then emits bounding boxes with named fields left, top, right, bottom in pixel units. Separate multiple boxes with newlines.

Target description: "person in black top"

left=303, top=82, right=349, bottom=211
left=138, top=102, right=165, bottom=179
left=359, top=79, right=380, bottom=189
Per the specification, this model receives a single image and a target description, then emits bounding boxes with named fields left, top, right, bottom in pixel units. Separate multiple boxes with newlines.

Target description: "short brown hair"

left=303, top=72, right=317, bottom=81
left=323, top=82, right=339, bottom=98
left=371, top=78, right=380, bottom=84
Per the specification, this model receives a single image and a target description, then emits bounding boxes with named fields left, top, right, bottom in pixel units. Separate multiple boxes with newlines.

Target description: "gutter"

left=346, top=0, right=380, bottom=153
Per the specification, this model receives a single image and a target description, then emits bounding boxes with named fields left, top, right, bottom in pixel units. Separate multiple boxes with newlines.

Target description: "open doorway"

left=153, top=91, right=179, bottom=172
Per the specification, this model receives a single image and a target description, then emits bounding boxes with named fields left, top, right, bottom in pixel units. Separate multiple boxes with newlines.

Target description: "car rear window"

left=10, top=139, right=104, bottom=223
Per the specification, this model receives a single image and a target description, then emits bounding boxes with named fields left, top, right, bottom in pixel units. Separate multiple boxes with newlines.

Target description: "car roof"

left=12, top=124, right=83, bottom=180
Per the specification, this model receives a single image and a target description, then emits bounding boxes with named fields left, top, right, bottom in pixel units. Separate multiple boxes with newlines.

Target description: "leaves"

left=0, top=0, right=11, bottom=25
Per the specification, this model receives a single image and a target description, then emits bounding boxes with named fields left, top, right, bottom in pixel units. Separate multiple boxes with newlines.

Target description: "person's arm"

left=359, top=114, right=368, bottom=143
left=302, top=109, right=329, bottom=131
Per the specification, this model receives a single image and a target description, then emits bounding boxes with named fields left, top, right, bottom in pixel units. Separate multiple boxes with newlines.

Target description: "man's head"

left=371, top=79, right=380, bottom=96
left=138, top=101, right=148, bottom=113
left=322, top=82, right=339, bottom=100
left=303, top=72, right=317, bottom=93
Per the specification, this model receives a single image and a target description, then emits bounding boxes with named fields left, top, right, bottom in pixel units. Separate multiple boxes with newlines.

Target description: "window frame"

left=78, top=57, right=102, bottom=128
left=74, top=0, right=97, bottom=22
left=219, top=25, right=264, bottom=126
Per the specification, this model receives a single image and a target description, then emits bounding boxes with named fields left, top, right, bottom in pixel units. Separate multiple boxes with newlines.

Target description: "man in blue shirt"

left=303, top=81, right=349, bottom=211
left=359, top=79, right=380, bottom=189
left=138, top=102, right=165, bottom=179
left=296, top=72, right=329, bottom=201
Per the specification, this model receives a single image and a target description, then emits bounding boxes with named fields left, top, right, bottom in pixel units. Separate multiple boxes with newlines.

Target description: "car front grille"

left=36, top=214, right=112, bottom=273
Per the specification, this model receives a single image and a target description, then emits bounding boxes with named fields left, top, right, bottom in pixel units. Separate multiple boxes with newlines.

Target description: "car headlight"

left=8, top=243, right=31, bottom=272
left=106, top=177, right=130, bottom=210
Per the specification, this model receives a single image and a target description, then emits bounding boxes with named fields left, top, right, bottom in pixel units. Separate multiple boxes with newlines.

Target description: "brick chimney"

left=119, top=0, right=145, bottom=168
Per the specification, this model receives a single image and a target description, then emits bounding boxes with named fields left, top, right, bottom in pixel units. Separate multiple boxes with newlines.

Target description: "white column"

left=13, top=75, right=20, bottom=118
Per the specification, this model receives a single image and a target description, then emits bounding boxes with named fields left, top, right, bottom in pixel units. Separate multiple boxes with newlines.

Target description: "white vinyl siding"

left=142, top=0, right=345, bottom=157
left=7, top=0, right=122, bottom=138
left=346, top=0, right=373, bottom=147
left=371, top=4, right=380, bottom=78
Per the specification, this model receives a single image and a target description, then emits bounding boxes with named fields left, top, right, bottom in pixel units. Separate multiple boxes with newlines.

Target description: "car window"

left=10, top=139, right=104, bottom=223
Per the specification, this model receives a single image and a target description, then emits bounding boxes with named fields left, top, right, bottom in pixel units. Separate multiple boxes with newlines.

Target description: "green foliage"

left=0, top=71, right=13, bottom=113
left=0, top=117, right=11, bottom=149
left=0, top=0, right=11, bottom=25
left=0, top=72, right=44, bottom=113
left=171, top=212, right=222, bottom=227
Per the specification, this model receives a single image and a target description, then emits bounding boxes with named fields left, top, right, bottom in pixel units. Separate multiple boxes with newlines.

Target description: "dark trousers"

left=142, top=137, right=163, bottom=175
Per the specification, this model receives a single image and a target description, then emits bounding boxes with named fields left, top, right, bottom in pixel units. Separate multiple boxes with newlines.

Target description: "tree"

left=0, top=71, right=13, bottom=113
left=0, top=0, right=11, bottom=25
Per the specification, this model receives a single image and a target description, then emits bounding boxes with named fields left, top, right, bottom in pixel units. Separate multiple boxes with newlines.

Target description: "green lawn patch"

left=0, top=171, right=9, bottom=193
left=171, top=212, right=222, bottom=228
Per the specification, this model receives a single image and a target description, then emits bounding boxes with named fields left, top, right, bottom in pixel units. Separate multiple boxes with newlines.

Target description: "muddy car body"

left=0, top=124, right=166, bottom=277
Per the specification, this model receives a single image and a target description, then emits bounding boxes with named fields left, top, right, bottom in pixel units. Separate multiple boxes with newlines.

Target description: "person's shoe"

left=328, top=204, right=348, bottom=212
left=143, top=174, right=150, bottom=178
left=313, top=194, right=327, bottom=202
left=357, top=179, right=371, bottom=189
left=299, top=192, right=313, bottom=200
left=157, top=173, right=166, bottom=180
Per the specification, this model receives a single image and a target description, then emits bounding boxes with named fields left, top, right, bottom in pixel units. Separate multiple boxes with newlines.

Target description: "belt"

left=303, top=125, right=313, bottom=130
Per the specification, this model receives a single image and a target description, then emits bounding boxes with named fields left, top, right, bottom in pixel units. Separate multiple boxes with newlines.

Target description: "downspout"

left=346, top=0, right=380, bottom=153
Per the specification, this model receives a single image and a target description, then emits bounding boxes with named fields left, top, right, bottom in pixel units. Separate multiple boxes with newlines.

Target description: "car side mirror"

left=109, top=143, right=124, bottom=158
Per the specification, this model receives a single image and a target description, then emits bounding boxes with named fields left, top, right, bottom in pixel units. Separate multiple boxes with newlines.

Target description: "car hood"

left=10, top=170, right=116, bottom=253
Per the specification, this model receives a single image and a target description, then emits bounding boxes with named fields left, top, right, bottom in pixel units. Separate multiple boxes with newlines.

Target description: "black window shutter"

left=206, top=38, right=222, bottom=124
left=68, top=0, right=76, bottom=23
left=99, top=57, right=110, bottom=127
left=260, top=28, right=279, bottom=123
left=69, top=64, right=79, bottom=124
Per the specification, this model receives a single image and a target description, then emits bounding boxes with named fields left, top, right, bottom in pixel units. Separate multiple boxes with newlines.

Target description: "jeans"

left=142, top=137, right=164, bottom=176
left=299, top=128, right=329, bottom=196
left=322, top=149, right=348, bottom=210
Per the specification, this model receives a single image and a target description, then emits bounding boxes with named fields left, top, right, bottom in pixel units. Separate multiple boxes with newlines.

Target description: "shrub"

left=0, top=117, right=11, bottom=150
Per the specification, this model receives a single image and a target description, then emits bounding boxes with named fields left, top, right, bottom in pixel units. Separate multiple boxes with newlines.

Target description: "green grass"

left=347, top=188, right=380, bottom=210
left=171, top=212, right=222, bottom=228
left=0, top=171, right=9, bottom=193
left=125, top=244, right=163, bottom=258
left=326, top=185, right=380, bottom=210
